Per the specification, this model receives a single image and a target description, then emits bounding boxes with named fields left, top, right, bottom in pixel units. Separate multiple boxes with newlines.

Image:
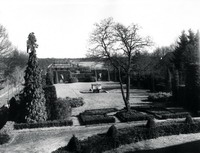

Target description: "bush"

left=146, top=117, right=156, bottom=128
left=106, top=125, right=118, bottom=138
left=65, top=135, right=81, bottom=152
left=8, top=92, right=26, bottom=123
left=65, top=97, right=84, bottom=108
left=14, top=120, right=73, bottom=129
left=79, top=114, right=115, bottom=125
left=68, top=77, right=78, bottom=83
left=83, top=108, right=117, bottom=115
left=116, top=110, right=149, bottom=122
left=0, top=105, right=9, bottom=129
left=43, top=85, right=57, bottom=120
left=52, top=98, right=72, bottom=120
left=46, top=71, right=53, bottom=85
left=148, top=92, right=172, bottom=102
left=185, top=115, right=194, bottom=124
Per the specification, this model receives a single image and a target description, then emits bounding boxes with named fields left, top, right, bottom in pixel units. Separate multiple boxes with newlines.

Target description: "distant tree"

left=4, top=49, right=28, bottom=78
left=0, top=24, right=13, bottom=58
left=88, top=18, right=151, bottom=111
left=22, top=32, right=47, bottom=123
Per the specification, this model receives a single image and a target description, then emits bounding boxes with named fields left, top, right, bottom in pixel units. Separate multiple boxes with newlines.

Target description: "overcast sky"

left=0, top=0, right=200, bottom=58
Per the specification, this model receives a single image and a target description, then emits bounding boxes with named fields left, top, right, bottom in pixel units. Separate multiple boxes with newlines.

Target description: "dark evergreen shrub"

left=106, top=125, right=118, bottom=138
left=43, top=85, right=57, bottom=120
left=46, top=71, right=53, bottom=85
left=52, top=98, right=72, bottom=120
left=66, top=135, right=81, bottom=152
left=146, top=117, right=156, bottom=128
left=21, top=33, right=47, bottom=123
left=9, top=92, right=25, bottom=123
left=69, top=77, right=78, bottom=83
left=185, top=115, right=194, bottom=124
left=0, top=106, right=9, bottom=129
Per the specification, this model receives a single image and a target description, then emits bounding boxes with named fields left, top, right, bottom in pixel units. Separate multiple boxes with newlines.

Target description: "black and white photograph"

left=0, top=0, right=200, bottom=152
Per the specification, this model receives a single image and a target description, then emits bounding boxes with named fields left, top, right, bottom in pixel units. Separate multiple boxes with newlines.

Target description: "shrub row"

left=79, top=114, right=115, bottom=125
left=82, top=108, right=117, bottom=115
left=54, top=119, right=200, bottom=153
left=116, top=110, right=150, bottom=122
left=148, top=92, right=172, bottom=102
left=14, top=120, right=73, bottom=130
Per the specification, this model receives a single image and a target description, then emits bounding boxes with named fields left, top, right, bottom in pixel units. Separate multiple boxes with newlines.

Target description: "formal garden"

left=0, top=22, right=200, bottom=153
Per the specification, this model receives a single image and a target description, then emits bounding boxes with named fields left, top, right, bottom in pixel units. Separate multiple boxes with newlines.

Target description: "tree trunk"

left=118, top=68, right=130, bottom=112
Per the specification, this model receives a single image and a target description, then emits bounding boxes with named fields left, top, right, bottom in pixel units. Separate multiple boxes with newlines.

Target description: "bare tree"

left=0, top=24, right=13, bottom=58
left=88, top=18, right=151, bottom=111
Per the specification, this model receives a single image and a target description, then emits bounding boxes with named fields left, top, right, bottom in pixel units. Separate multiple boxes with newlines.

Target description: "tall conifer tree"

left=22, top=32, right=47, bottom=123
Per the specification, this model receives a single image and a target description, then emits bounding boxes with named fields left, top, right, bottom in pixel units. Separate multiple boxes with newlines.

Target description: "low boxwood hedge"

left=14, top=120, right=73, bottom=130
left=53, top=119, right=200, bottom=153
left=79, top=114, right=115, bottom=125
left=116, top=110, right=150, bottom=122
left=83, top=108, right=117, bottom=115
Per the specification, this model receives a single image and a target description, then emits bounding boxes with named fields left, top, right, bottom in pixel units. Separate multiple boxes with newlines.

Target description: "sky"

left=0, top=0, right=200, bottom=58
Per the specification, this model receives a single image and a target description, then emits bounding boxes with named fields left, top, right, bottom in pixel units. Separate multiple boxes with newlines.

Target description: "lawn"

left=54, top=81, right=150, bottom=116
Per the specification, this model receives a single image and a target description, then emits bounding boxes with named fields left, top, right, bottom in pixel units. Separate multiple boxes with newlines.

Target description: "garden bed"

left=115, top=110, right=150, bottom=122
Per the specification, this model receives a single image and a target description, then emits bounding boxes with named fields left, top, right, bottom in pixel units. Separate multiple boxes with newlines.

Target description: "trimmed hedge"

left=83, top=108, right=117, bottom=115
left=14, top=120, right=73, bottom=130
left=116, top=110, right=150, bottom=122
left=79, top=114, right=115, bottom=125
left=53, top=119, right=200, bottom=153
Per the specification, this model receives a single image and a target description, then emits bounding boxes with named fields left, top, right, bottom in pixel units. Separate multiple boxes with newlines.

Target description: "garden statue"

left=27, top=32, right=38, bottom=53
